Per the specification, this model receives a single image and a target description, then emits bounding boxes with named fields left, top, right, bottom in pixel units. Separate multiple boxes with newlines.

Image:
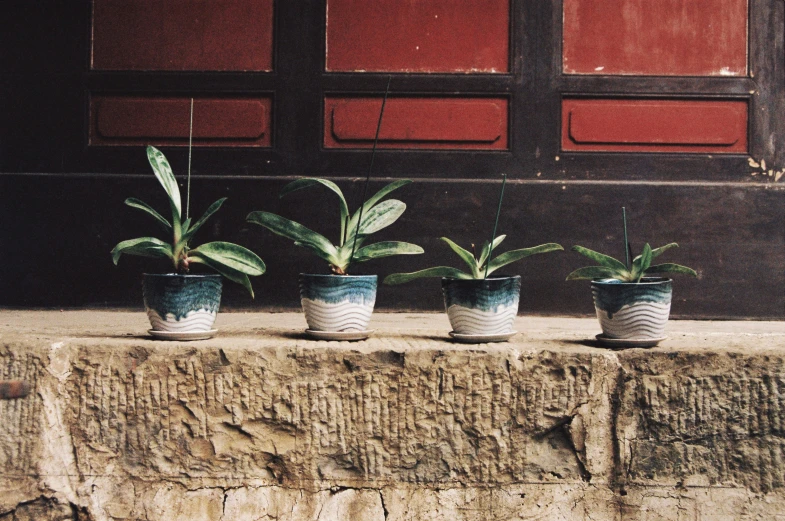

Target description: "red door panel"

left=562, top=99, right=748, bottom=153
left=92, top=0, right=274, bottom=71
left=563, top=0, right=748, bottom=76
left=326, top=0, right=509, bottom=73
left=90, top=96, right=272, bottom=147
left=325, top=97, right=508, bottom=150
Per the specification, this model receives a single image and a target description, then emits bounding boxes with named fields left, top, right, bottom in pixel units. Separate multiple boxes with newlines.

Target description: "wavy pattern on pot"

left=442, top=276, right=520, bottom=335
left=143, top=274, right=222, bottom=331
left=592, top=278, right=672, bottom=339
left=299, top=275, right=377, bottom=331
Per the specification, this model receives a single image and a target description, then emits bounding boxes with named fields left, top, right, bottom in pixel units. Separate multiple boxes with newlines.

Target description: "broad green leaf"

left=645, top=263, right=697, bottom=277
left=181, top=217, right=191, bottom=235
left=181, top=197, right=226, bottom=244
left=353, top=241, right=424, bottom=263
left=630, top=243, right=652, bottom=282
left=486, top=243, right=564, bottom=276
left=383, top=267, right=473, bottom=285
left=357, top=200, right=406, bottom=235
left=190, top=241, right=266, bottom=276
left=333, top=235, right=368, bottom=269
left=124, top=198, right=172, bottom=233
left=111, top=237, right=173, bottom=265
left=247, top=211, right=339, bottom=263
left=651, top=242, right=679, bottom=259
left=189, top=252, right=256, bottom=298
left=565, top=266, right=618, bottom=281
left=478, top=235, right=507, bottom=270
left=346, top=180, right=412, bottom=237
left=280, top=178, right=349, bottom=243
left=146, top=146, right=182, bottom=219
left=441, top=237, right=481, bottom=277
left=294, top=241, right=343, bottom=266
left=571, top=245, right=628, bottom=271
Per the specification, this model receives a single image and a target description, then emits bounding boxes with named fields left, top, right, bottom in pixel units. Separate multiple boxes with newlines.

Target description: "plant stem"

left=348, top=75, right=392, bottom=273
left=622, top=206, right=630, bottom=270
left=484, top=173, right=507, bottom=279
left=186, top=98, right=194, bottom=220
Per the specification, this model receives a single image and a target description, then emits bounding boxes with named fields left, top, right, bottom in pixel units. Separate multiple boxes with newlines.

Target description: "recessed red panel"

left=90, top=96, right=272, bottom=147
left=562, top=99, right=748, bottom=153
left=563, top=0, right=748, bottom=76
left=326, top=0, right=509, bottom=73
left=325, top=97, right=508, bottom=150
left=92, top=0, right=274, bottom=71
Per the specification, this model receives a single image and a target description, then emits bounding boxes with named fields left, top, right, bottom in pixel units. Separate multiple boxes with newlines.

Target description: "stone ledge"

left=1, top=311, right=784, bottom=521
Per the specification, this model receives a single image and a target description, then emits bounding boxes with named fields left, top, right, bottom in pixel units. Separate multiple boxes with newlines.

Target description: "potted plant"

left=566, top=242, right=697, bottom=347
left=111, top=146, right=266, bottom=340
left=384, top=236, right=563, bottom=342
left=247, top=178, right=423, bottom=340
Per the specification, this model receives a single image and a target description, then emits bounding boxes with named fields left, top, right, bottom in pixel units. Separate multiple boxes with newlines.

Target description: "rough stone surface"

left=1, top=311, right=784, bottom=520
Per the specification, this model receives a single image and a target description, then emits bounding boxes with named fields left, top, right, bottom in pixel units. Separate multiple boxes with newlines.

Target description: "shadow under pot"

left=142, top=274, right=222, bottom=336
left=442, top=275, right=521, bottom=341
left=591, top=277, right=672, bottom=343
left=299, top=274, right=377, bottom=336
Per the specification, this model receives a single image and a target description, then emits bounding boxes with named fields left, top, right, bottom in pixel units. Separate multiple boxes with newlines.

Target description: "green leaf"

left=280, top=178, right=349, bottom=243
left=190, top=241, right=266, bottom=276
left=565, top=266, right=618, bottom=281
left=189, top=252, right=256, bottom=298
left=630, top=243, right=653, bottom=282
left=357, top=200, right=406, bottom=235
left=645, top=263, right=697, bottom=277
left=353, top=241, right=424, bottom=263
left=346, top=180, right=412, bottom=238
left=441, top=237, right=481, bottom=277
left=146, top=146, right=182, bottom=220
left=478, top=235, right=506, bottom=270
left=111, top=237, right=173, bottom=265
left=486, top=243, right=564, bottom=276
left=383, top=267, right=473, bottom=285
left=124, top=198, right=172, bottom=233
left=247, top=211, right=339, bottom=264
left=571, top=245, right=628, bottom=271
left=651, top=242, right=679, bottom=259
left=181, top=197, right=226, bottom=244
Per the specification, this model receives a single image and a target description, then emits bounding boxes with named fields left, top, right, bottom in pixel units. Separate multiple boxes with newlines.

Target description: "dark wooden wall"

left=1, top=0, right=784, bottom=318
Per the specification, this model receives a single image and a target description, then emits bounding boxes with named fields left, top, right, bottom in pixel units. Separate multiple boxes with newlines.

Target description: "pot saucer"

left=148, top=329, right=218, bottom=341
left=595, top=334, right=666, bottom=348
left=305, top=329, right=374, bottom=341
left=449, top=331, right=517, bottom=343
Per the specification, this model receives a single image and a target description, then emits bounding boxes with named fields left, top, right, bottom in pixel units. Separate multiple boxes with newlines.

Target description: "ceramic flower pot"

left=442, top=275, right=521, bottom=341
left=299, top=274, right=377, bottom=337
left=591, top=277, right=672, bottom=344
left=142, top=273, right=222, bottom=338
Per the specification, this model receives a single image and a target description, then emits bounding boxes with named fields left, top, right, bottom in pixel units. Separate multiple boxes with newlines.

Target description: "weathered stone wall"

left=1, top=315, right=784, bottom=520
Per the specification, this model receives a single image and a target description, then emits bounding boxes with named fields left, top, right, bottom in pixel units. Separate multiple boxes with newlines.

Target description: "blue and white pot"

left=591, top=277, right=672, bottom=339
left=442, top=276, right=521, bottom=335
left=299, top=274, right=377, bottom=332
left=142, top=274, right=222, bottom=332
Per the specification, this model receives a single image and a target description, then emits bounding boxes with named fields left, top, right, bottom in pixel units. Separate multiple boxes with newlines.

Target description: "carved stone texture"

left=617, top=350, right=785, bottom=493
left=61, top=342, right=617, bottom=487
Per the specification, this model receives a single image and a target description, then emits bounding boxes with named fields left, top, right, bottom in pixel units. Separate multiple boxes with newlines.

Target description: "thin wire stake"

left=348, top=75, right=392, bottom=272
left=484, top=174, right=507, bottom=279
left=622, top=206, right=630, bottom=270
left=186, top=98, right=194, bottom=220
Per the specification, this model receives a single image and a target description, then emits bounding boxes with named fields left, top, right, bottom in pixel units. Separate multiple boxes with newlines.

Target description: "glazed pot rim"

left=591, top=277, right=671, bottom=286
left=299, top=273, right=378, bottom=279
left=143, top=273, right=221, bottom=279
left=441, top=274, right=521, bottom=282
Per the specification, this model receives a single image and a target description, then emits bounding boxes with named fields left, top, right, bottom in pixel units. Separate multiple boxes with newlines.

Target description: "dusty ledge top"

left=2, top=310, right=785, bottom=353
